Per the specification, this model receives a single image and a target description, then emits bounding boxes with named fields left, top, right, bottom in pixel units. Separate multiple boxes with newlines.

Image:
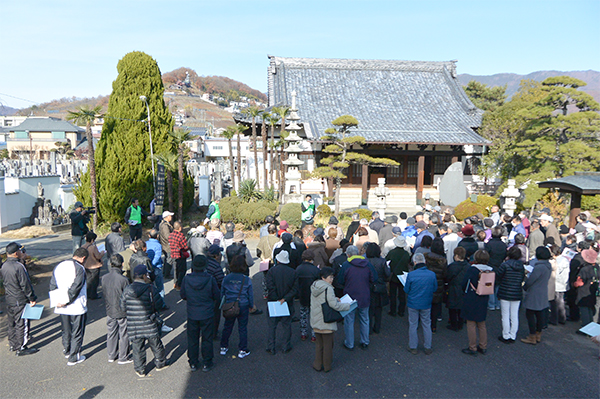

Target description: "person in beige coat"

left=310, top=267, right=351, bottom=372
left=82, top=232, right=105, bottom=300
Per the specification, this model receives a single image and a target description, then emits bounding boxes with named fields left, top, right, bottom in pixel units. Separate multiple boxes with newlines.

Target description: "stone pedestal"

left=501, top=179, right=520, bottom=216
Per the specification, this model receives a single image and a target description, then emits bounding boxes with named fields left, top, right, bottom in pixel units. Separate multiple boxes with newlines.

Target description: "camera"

left=85, top=207, right=96, bottom=214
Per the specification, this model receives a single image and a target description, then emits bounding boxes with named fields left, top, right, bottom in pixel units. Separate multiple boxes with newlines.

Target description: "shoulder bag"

left=222, top=277, right=245, bottom=319
left=321, top=287, right=343, bottom=323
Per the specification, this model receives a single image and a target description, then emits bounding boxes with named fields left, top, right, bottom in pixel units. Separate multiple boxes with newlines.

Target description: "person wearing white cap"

left=265, top=250, right=297, bottom=354
left=159, top=211, right=175, bottom=279
left=539, top=214, right=561, bottom=249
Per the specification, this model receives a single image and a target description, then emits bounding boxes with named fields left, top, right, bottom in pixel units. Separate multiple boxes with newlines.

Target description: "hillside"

left=458, top=70, right=600, bottom=102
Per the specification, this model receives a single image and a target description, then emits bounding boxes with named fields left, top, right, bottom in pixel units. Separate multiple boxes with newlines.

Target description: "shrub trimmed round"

left=454, top=195, right=499, bottom=221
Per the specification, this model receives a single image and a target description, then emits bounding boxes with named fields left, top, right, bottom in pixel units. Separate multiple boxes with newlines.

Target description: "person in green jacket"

left=124, top=198, right=150, bottom=242
left=301, top=195, right=315, bottom=228
left=204, top=197, right=221, bottom=224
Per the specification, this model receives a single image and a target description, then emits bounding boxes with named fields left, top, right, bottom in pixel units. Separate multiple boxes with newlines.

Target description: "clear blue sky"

left=1, top=0, right=598, bottom=109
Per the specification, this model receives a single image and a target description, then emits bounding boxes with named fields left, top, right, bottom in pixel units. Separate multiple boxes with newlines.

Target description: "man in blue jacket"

left=404, top=253, right=437, bottom=355
left=180, top=255, right=220, bottom=372
left=146, top=229, right=165, bottom=301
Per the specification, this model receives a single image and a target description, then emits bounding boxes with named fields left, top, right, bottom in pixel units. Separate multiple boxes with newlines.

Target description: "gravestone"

left=439, top=162, right=469, bottom=207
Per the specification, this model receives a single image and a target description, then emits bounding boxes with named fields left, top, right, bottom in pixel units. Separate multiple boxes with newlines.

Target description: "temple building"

left=237, top=56, right=490, bottom=211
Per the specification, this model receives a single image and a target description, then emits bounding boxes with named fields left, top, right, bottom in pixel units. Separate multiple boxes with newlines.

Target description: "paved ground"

left=1, top=232, right=599, bottom=399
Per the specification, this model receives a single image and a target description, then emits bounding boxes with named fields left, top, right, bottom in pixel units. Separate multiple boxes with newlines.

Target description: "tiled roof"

left=538, top=173, right=600, bottom=194
left=9, top=117, right=84, bottom=133
left=267, top=56, right=489, bottom=145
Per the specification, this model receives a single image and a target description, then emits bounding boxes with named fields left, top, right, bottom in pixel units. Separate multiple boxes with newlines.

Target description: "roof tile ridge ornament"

left=271, top=56, right=458, bottom=72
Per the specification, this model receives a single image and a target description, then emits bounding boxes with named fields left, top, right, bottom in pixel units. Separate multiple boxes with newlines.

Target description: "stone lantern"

left=282, top=91, right=304, bottom=203
left=501, top=179, right=520, bottom=216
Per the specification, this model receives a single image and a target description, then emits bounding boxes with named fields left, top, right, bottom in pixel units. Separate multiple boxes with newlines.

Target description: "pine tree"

left=75, top=51, right=174, bottom=223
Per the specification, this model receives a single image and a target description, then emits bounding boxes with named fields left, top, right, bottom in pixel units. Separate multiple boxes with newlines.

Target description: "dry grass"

left=1, top=226, right=53, bottom=239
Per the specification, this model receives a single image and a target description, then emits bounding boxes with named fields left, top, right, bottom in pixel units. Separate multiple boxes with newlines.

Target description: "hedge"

left=454, top=195, right=499, bottom=221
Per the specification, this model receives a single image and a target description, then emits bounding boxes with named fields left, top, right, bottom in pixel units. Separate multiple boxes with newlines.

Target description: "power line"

left=0, top=92, right=40, bottom=105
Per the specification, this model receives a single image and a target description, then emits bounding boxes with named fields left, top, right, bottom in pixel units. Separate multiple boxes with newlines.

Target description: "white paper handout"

left=397, top=272, right=409, bottom=286
left=49, top=289, right=69, bottom=308
left=579, top=322, right=600, bottom=337
left=96, top=243, right=106, bottom=253
left=524, top=265, right=534, bottom=274
left=268, top=301, right=290, bottom=317
left=340, top=294, right=354, bottom=304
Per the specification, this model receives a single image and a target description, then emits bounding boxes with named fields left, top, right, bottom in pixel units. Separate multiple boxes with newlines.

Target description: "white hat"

left=275, top=250, right=290, bottom=264
left=540, top=214, right=553, bottom=223
left=162, top=210, right=174, bottom=218
left=393, top=236, right=410, bottom=251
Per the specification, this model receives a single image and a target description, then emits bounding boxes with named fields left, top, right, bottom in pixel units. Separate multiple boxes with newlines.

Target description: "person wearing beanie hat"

left=521, top=246, right=552, bottom=345
left=574, top=249, right=599, bottom=327
left=1, top=242, right=38, bottom=356
left=278, top=221, right=290, bottom=238
left=180, top=255, right=220, bottom=372
left=457, top=225, right=479, bottom=262
left=120, top=257, right=168, bottom=376
left=324, top=216, right=344, bottom=242
left=265, top=243, right=297, bottom=354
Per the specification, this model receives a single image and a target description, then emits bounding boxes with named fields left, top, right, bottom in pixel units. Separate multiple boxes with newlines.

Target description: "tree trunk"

left=334, top=177, right=341, bottom=217
left=279, top=146, right=285, bottom=194
left=177, top=146, right=184, bottom=221
left=261, top=122, right=268, bottom=191
left=167, top=170, right=174, bottom=211
left=269, top=126, right=275, bottom=189
left=252, top=119, right=259, bottom=187
left=236, top=133, right=242, bottom=190
left=228, top=139, right=235, bottom=193
left=86, top=122, right=98, bottom=230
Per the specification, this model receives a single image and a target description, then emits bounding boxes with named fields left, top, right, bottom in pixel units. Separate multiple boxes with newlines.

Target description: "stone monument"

left=374, top=177, right=390, bottom=217
left=501, top=179, right=520, bottom=216
left=439, top=162, right=469, bottom=207
left=282, top=91, right=304, bottom=204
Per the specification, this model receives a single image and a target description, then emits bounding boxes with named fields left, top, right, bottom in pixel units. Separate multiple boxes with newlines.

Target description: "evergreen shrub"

left=280, top=203, right=302, bottom=229
left=454, top=195, right=499, bottom=221
left=316, top=204, right=333, bottom=218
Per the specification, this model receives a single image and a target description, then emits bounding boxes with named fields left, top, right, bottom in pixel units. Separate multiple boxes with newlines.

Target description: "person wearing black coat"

left=496, top=246, right=525, bottom=343
left=445, top=247, right=470, bottom=331
left=294, top=250, right=321, bottom=341
left=461, top=250, right=493, bottom=356
left=425, top=238, right=447, bottom=332
left=101, top=254, right=130, bottom=363
left=458, top=225, right=479, bottom=262
left=366, top=244, right=390, bottom=334
left=206, top=245, right=225, bottom=338
left=180, top=255, right=220, bottom=372
left=485, top=227, right=508, bottom=311
left=566, top=241, right=589, bottom=322
left=273, top=233, right=302, bottom=269
left=386, top=237, right=411, bottom=317
left=120, top=265, right=168, bottom=377
left=346, top=216, right=361, bottom=244
left=128, top=240, right=155, bottom=283
left=266, top=251, right=297, bottom=354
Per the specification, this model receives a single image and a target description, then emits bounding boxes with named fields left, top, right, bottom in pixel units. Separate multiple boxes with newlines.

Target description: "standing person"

left=445, top=247, right=470, bottom=331
left=257, top=224, right=280, bottom=299
left=425, top=238, right=447, bottom=333
left=70, top=201, right=90, bottom=252
left=443, top=224, right=462, bottom=265
left=301, top=194, right=315, bottom=228
left=378, top=216, right=396, bottom=247
left=567, top=241, right=589, bottom=322
left=413, top=221, right=434, bottom=251
left=325, top=228, right=340, bottom=260
left=369, top=211, right=384, bottom=234
left=310, top=267, right=351, bottom=372
left=188, top=222, right=210, bottom=259
left=527, top=221, right=545, bottom=259
left=366, top=243, right=390, bottom=334
left=338, top=245, right=376, bottom=351
left=159, top=211, right=174, bottom=279
left=324, top=216, right=344, bottom=241
left=260, top=216, right=276, bottom=238
left=220, top=256, right=253, bottom=359
left=50, top=247, right=89, bottom=366
left=307, top=235, right=330, bottom=269
left=222, top=222, right=236, bottom=249
left=169, top=221, right=190, bottom=291
left=458, top=225, right=478, bottom=262
left=206, top=219, right=224, bottom=245
left=295, top=250, right=320, bottom=341
left=381, top=226, right=402, bottom=257
left=225, top=231, right=254, bottom=272
left=404, top=253, right=437, bottom=355
left=81, top=232, right=105, bottom=300
left=266, top=251, right=297, bottom=354
left=1, top=242, right=38, bottom=356
left=206, top=244, right=225, bottom=338
left=496, top=246, right=526, bottom=343
left=101, top=254, right=131, bottom=364
left=574, top=249, right=599, bottom=327
left=204, top=197, right=221, bottom=224
left=105, top=222, right=126, bottom=259
left=125, top=198, right=150, bottom=242
left=539, top=215, right=561, bottom=249
left=180, top=255, right=220, bottom=372
left=129, top=239, right=154, bottom=282
left=550, top=246, right=571, bottom=325
left=461, top=250, right=493, bottom=356
left=386, top=236, right=411, bottom=317
left=346, top=213, right=361, bottom=244
left=278, top=221, right=290, bottom=238
left=485, top=227, right=507, bottom=311
left=521, top=247, right=552, bottom=345
left=120, top=265, right=169, bottom=377
left=146, top=229, right=166, bottom=301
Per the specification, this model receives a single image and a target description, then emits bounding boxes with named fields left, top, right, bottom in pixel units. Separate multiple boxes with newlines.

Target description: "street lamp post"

left=139, top=95, right=156, bottom=193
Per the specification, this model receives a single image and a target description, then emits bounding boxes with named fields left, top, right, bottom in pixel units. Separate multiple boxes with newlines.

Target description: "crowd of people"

left=2, top=197, right=600, bottom=377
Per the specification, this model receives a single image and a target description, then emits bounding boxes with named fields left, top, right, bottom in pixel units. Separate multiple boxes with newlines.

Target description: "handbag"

left=321, top=287, right=343, bottom=323
left=222, top=277, right=245, bottom=319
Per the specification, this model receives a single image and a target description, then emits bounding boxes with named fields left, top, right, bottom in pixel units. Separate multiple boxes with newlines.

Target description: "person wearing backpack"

left=461, top=250, right=493, bottom=356
left=496, top=246, right=526, bottom=343
left=521, top=246, right=552, bottom=345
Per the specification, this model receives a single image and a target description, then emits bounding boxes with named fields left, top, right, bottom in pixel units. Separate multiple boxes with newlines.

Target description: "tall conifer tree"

left=75, top=51, right=174, bottom=222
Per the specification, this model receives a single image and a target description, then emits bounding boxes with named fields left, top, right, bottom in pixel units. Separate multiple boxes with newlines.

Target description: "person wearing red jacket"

left=169, top=221, right=190, bottom=290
